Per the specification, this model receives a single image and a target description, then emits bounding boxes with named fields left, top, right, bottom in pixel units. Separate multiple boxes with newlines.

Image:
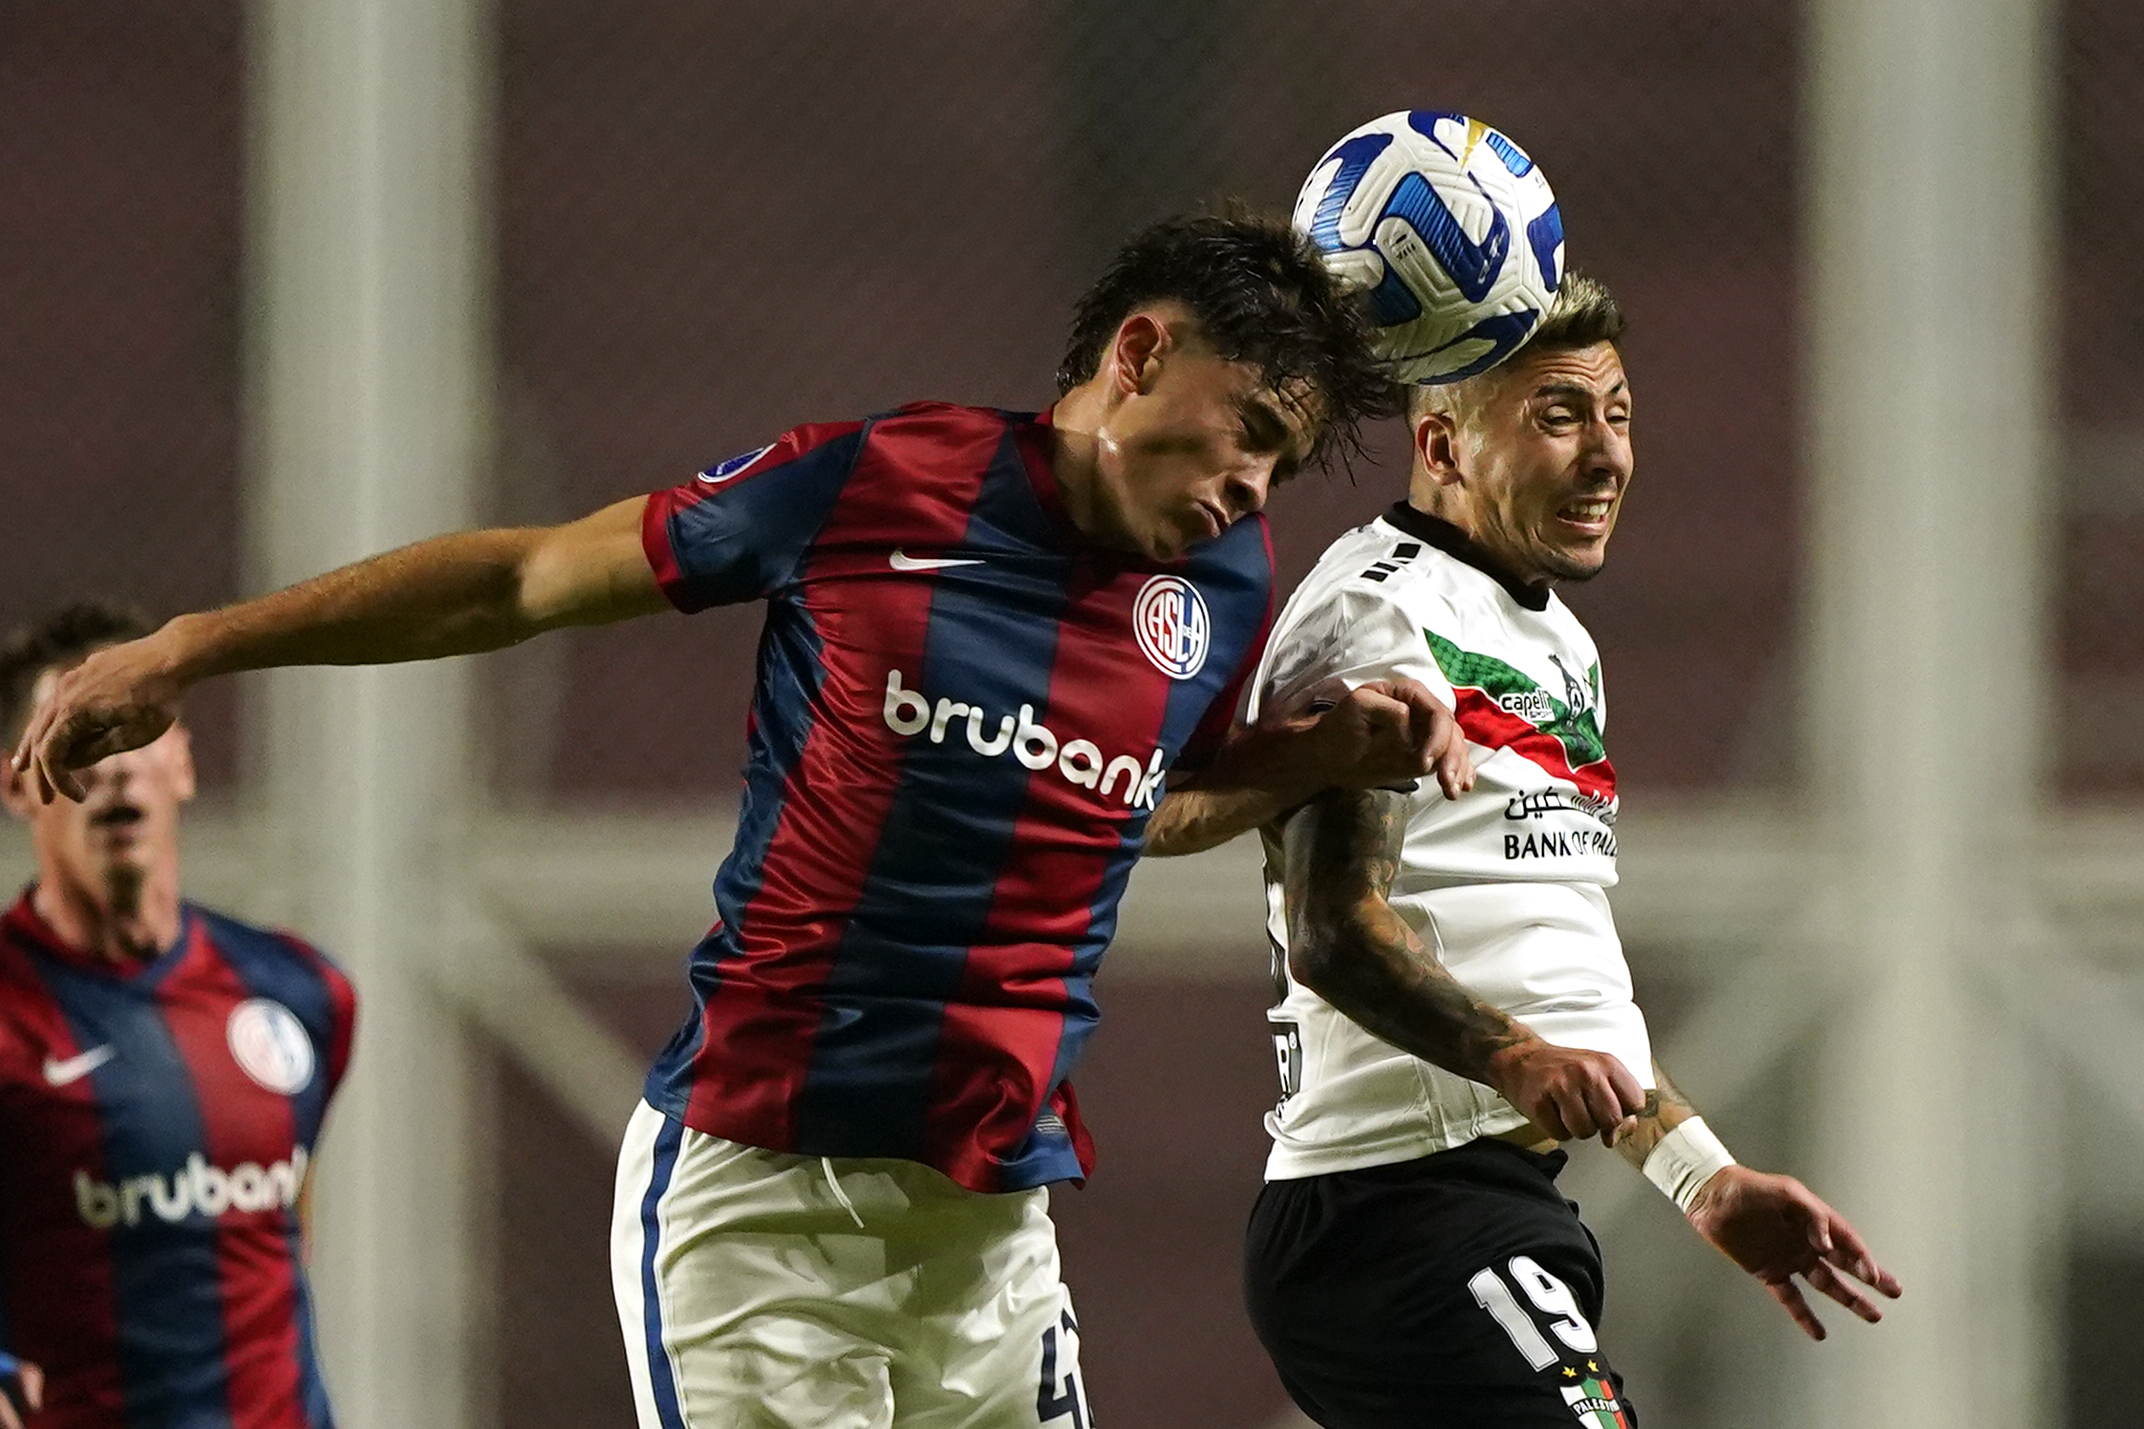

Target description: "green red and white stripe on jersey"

left=1424, top=631, right=1615, bottom=802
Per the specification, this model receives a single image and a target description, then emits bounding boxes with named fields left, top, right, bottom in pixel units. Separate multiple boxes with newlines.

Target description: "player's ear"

left=1413, top=409, right=1466, bottom=489
left=165, top=722, right=197, bottom=806
left=0, top=746, right=32, bottom=823
left=1109, top=311, right=1169, bottom=396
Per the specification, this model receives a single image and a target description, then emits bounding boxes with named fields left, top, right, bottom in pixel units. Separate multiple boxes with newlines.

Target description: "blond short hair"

left=1408, top=270, right=1625, bottom=428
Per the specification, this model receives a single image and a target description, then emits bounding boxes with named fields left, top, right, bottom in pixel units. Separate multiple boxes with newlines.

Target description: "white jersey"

left=1251, top=503, right=1654, bottom=1181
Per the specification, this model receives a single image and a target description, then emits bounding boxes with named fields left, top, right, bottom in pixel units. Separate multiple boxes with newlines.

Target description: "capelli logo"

left=1496, top=690, right=1556, bottom=724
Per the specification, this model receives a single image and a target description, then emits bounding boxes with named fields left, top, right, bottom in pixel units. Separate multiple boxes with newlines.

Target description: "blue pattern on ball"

left=1527, top=205, right=1565, bottom=294
left=1296, top=111, right=1561, bottom=383
left=1382, top=171, right=1511, bottom=304
left=1430, top=309, right=1542, bottom=381
left=1404, top=110, right=1467, bottom=150
left=1306, top=132, right=1393, bottom=250
left=1483, top=130, right=1536, bottom=177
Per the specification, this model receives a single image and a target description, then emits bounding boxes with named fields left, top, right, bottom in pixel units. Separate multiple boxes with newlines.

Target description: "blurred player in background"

left=1242, top=275, right=1901, bottom=1428
left=13, top=214, right=1473, bottom=1428
left=0, top=604, right=355, bottom=1429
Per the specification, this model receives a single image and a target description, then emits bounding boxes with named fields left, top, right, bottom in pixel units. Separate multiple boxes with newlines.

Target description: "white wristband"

left=1641, top=1117, right=1736, bottom=1214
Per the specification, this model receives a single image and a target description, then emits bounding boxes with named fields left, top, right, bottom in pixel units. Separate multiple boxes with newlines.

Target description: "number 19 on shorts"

left=1467, top=1256, right=1597, bottom=1370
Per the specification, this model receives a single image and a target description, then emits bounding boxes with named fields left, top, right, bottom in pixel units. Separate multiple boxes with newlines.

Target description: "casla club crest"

left=1133, top=575, right=1209, bottom=680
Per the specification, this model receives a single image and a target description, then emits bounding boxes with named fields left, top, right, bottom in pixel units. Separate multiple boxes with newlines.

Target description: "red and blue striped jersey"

left=0, top=892, right=355, bottom=1429
left=640, top=402, right=1274, bottom=1192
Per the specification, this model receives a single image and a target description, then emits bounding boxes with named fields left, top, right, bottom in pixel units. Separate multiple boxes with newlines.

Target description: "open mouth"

left=88, top=804, right=144, bottom=834
left=1556, top=496, right=1613, bottom=532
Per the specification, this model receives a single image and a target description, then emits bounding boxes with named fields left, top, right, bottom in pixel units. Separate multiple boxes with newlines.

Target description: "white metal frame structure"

left=1800, top=0, right=2063, bottom=1423
left=242, top=0, right=494, bottom=1423
left=5, top=0, right=2137, bottom=1424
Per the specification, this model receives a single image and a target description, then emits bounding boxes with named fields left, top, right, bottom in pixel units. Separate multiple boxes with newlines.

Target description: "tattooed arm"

left=1608, top=1062, right=1702, bottom=1171
left=1613, top=1060, right=1903, bottom=1340
left=1280, top=787, right=1647, bottom=1142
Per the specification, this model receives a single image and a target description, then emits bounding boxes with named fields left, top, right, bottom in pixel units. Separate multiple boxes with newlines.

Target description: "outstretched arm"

left=1146, top=680, right=1475, bottom=857
left=1614, top=1062, right=1903, bottom=1340
left=14, top=495, right=665, bottom=800
left=1279, top=785, right=1645, bottom=1142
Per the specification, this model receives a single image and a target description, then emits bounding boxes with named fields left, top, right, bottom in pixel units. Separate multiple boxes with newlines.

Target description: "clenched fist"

left=1485, top=1039, right=1648, bottom=1145
left=1304, top=678, right=1476, bottom=801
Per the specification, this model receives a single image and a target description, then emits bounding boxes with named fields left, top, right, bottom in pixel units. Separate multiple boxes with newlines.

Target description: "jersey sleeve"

left=1176, top=610, right=1270, bottom=772
left=640, top=419, right=869, bottom=612
left=1251, top=579, right=1451, bottom=725
left=321, top=956, right=356, bottom=1099
left=278, top=934, right=358, bottom=1101
left=1176, top=530, right=1277, bottom=771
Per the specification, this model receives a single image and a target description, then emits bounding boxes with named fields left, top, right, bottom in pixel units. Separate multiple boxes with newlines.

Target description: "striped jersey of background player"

left=12, top=214, right=1472, bottom=1429
left=0, top=604, right=356, bottom=1429
left=1243, top=275, right=1903, bottom=1428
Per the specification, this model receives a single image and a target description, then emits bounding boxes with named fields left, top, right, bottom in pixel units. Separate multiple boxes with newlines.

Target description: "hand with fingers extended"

left=1305, top=677, right=1476, bottom=801
left=10, top=633, right=186, bottom=804
left=1484, top=1038, right=1649, bottom=1146
left=0, top=1351, right=44, bottom=1429
left=1685, top=1166, right=1903, bottom=1340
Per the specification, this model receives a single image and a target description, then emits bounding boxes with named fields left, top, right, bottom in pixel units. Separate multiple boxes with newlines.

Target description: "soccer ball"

left=1294, top=111, right=1564, bottom=384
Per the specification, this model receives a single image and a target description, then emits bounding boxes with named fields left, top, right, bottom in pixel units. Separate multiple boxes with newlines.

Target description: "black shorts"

left=1244, top=1138, right=1637, bottom=1429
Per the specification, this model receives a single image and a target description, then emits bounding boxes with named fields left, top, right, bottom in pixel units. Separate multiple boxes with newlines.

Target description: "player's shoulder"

left=858, top=400, right=1032, bottom=446
left=828, top=401, right=1040, bottom=493
left=1252, top=514, right=1454, bottom=711
left=0, top=894, right=58, bottom=997
left=0, top=911, right=48, bottom=1055
left=1183, top=511, right=1276, bottom=588
left=1537, top=588, right=1599, bottom=646
left=0, top=900, right=76, bottom=1076
left=867, top=399, right=1021, bottom=426
left=700, top=414, right=868, bottom=480
left=1325, top=504, right=1600, bottom=648
left=189, top=905, right=350, bottom=996
left=1285, top=509, right=1461, bottom=632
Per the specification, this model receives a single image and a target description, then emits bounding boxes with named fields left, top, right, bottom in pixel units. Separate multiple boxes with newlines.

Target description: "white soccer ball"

left=1294, top=111, right=1564, bottom=384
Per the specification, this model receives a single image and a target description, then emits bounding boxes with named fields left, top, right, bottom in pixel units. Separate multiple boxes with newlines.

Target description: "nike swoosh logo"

left=889, top=549, right=985, bottom=573
left=43, top=1045, right=115, bottom=1086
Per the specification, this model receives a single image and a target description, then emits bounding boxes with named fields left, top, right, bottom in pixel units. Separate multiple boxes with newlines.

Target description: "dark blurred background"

left=3, top=2, right=2140, bottom=1426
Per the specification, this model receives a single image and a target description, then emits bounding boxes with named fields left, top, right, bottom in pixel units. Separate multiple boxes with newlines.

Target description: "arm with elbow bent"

left=1145, top=679, right=1476, bottom=858
left=1612, top=1063, right=1903, bottom=1340
left=13, top=496, right=668, bottom=802
left=1278, top=786, right=1644, bottom=1143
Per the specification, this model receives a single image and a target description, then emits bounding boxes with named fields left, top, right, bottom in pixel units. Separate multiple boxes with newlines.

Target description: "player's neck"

left=32, top=862, right=182, bottom=965
left=1044, top=382, right=1111, bottom=543
left=1394, top=490, right=1553, bottom=609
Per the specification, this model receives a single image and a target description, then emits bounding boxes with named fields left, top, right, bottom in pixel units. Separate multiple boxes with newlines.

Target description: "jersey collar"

left=3, top=886, right=198, bottom=985
left=1015, top=405, right=1068, bottom=526
left=1381, top=501, right=1551, bottom=612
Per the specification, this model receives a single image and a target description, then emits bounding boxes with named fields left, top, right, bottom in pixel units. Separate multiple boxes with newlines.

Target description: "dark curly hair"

left=0, top=601, right=156, bottom=744
left=1057, top=207, right=1404, bottom=467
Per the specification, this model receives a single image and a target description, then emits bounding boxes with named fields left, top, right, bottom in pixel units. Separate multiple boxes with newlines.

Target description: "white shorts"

left=611, top=1101, right=1093, bottom=1429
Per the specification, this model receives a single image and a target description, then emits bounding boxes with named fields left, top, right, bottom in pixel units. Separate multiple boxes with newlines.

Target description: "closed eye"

left=1237, top=392, right=1315, bottom=483
left=1237, top=399, right=1291, bottom=454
